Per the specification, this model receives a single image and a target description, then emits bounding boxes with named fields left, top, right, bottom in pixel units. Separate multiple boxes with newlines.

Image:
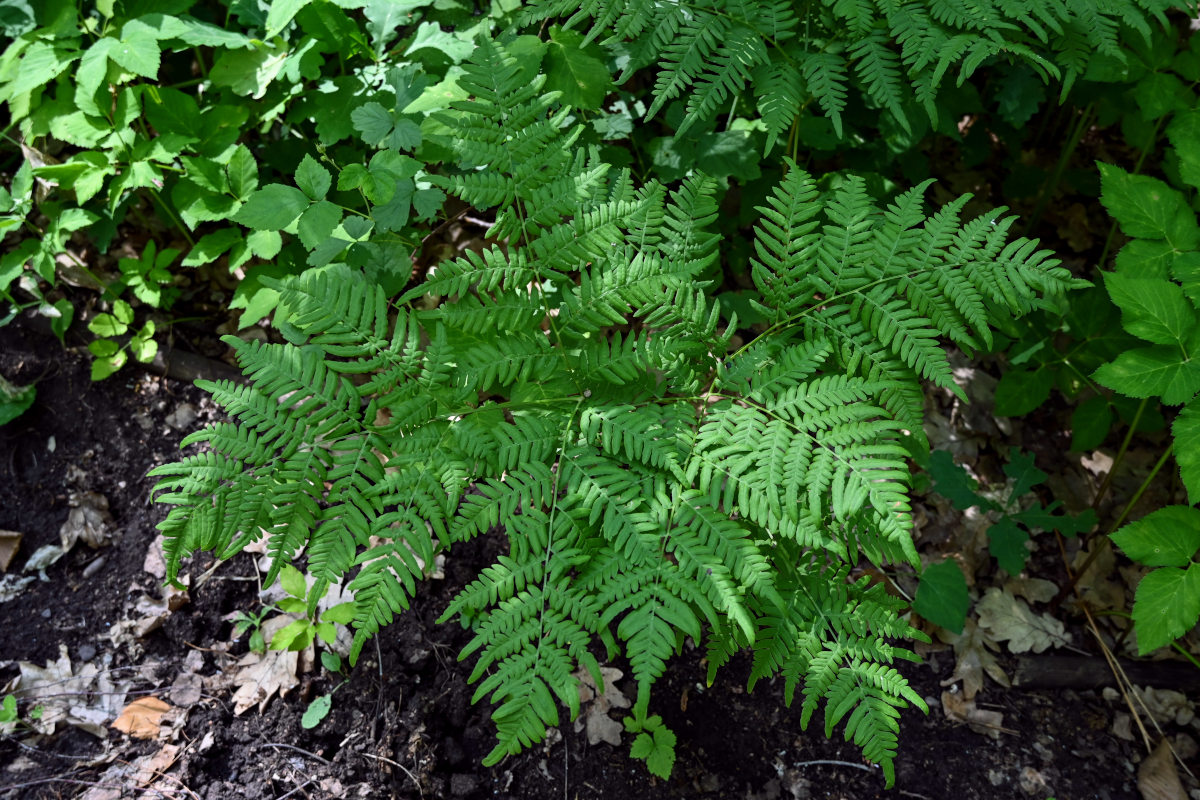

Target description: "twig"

left=0, top=777, right=184, bottom=799
left=273, top=779, right=316, bottom=800
left=256, top=742, right=331, bottom=765
left=359, top=751, right=424, bottom=797
left=794, top=759, right=875, bottom=772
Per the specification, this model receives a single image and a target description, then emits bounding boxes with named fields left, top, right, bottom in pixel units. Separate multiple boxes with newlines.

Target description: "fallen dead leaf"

left=59, top=491, right=115, bottom=550
left=143, top=538, right=166, bottom=579
left=574, top=666, right=630, bottom=746
left=112, top=697, right=171, bottom=739
left=6, top=644, right=127, bottom=738
left=1138, top=738, right=1187, bottom=800
left=80, top=744, right=183, bottom=800
left=1004, top=576, right=1057, bottom=605
left=231, top=649, right=299, bottom=715
left=0, top=530, right=21, bottom=571
left=1018, top=766, right=1050, bottom=794
left=977, top=587, right=1070, bottom=654
left=942, top=618, right=1009, bottom=701
left=0, top=573, right=34, bottom=602
left=940, top=688, right=1007, bottom=738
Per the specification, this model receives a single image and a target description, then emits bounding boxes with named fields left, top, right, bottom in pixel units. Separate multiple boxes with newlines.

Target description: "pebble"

left=41, top=608, right=50, bottom=618
left=78, top=643, right=96, bottom=662
left=165, top=403, right=198, bottom=431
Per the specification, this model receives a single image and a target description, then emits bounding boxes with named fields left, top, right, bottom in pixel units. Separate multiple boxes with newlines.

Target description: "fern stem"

left=1089, top=397, right=1148, bottom=517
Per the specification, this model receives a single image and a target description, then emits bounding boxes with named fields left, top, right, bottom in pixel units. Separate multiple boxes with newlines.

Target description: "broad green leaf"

left=295, top=154, right=331, bottom=201
left=182, top=156, right=229, bottom=194
left=297, top=200, right=342, bottom=249
left=210, top=43, right=288, bottom=99
left=1070, top=395, right=1112, bottom=452
left=226, top=145, right=259, bottom=200
left=320, top=651, right=343, bottom=673
left=1131, top=564, right=1200, bottom=654
left=988, top=518, right=1030, bottom=576
left=351, top=102, right=394, bottom=147
left=1175, top=401, right=1200, bottom=505
left=928, top=450, right=985, bottom=511
left=1111, top=505, right=1200, bottom=567
left=1098, top=163, right=1200, bottom=249
left=404, top=21, right=474, bottom=64
left=1115, top=238, right=1176, bottom=280
left=322, top=602, right=355, bottom=624
left=1135, top=72, right=1189, bottom=122
left=88, top=313, right=127, bottom=337
left=1104, top=272, right=1195, bottom=345
left=184, top=229, right=243, bottom=267
left=993, top=367, right=1053, bottom=417
left=545, top=26, right=612, bottom=110
left=364, top=0, right=428, bottom=54
left=280, top=564, right=307, bottom=598
left=234, top=184, right=311, bottom=230
left=1094, top=341, right=1200, bottom=405
left=88, top=339, right=120, bottom=357
left=269, top=618, right=314, bottom=651
left=1173, top=251, right=1200, bottom=307
left=388, top=118, right=422, bottom=151
left=1168, top=110, right=1200, bottom=190
left=913, top=559, right=969, bottom=634
left=113, top=300, right=134, bottom=325
left=74, top=38, right=115, bottom=117
left=131, top=335, right=158, bottom=363
left=111, top=24, right=161, bottom=78
left=1003, top=450, right=1046, bottom=499
left=4, top=41, right=76, bottom=98
left=90, top=350, right=127, bottom=381
left=301, top=694, right=332, bottom=729
left=0, top=374, right=35, bottom=426
left=247, top=230, right=283, bottom=260
left=265, top=0, right=310, bottom=37
left=49, top=298, right=73, bottom=344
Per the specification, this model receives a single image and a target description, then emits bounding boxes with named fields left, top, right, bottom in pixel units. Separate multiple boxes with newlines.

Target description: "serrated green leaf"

left=1173, top=251, right=1200, bottom=307
left=183, top=229, right=242, bottom=267
left=1104, top=272, right=1196, bottom=345
left=226, top=145, right=258, bottom=200
left=322, top=602, right=355, bottom=624
left=1111, top=506, right=1200, bottom=568
left=1131, top=564, right=1200, bottom=654
left=1136, top=72, right=1189, bottom=122
left=994, top=368, right=1054, bottom=417
left=1070, top=396, right=1112, bottom=452
left=131, top=336, right=158, bottom=363
left=234, top=184, right=311, bottom=230
left=1098, top=163, right=1200, bottom=249
left=545, top=26, right=612, bottom=110
left=266, top=0, right=310, bottom=37
left=295, top=154, right=332, bottom=201
left=913, top=559, right=968, bottom=634
left=404, top=21, right=474, bottom=64
left=1175, top=401, right=1200, bottom=505
left=210, top=43, right=288, bottom=99
left=113, top=300, right=134, bottom=325
left=988, top=518, right=1030, bottom=576
left=5, top=41, right=76, bottom=99
left=88, top=339, right=119, bottom=357
left=388, top=118, right=422, bottom=151
left=280, top=564, right=307, bottom=598
left=297, top=200, right=341, bottom=250
left=247, top=229, right=283, bottom=260
left=269, top=618, right=313, bottom=651
left=1003, top=450, right=1046, bottom=499
left=111, top=27, right=161, bottom=78
left=351, top=102, right=394, bottom=147
left=928, top=450, right=984, bottom=511
left=1094, top=341, right=1200, bottom=405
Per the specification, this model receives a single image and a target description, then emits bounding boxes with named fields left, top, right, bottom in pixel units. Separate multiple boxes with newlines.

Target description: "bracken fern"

left=150, top=38, right=1081, bottom=785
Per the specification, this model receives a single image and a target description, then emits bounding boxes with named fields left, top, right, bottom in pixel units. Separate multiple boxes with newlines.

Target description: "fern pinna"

left=521, top=0, right=1169, bottom=148
left=150, top=39, right=1079, bottom=785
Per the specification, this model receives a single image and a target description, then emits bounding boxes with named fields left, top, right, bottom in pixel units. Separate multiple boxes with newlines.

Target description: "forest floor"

left=1, top=300, right=1199, bottom=800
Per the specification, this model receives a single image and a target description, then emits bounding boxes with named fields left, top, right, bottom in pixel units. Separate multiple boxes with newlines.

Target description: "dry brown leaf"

left=231, top=649, right=299, bottom=715
left=977, top=587, right=1070, bottom=653
left=111, top=696, right=171, bottom=739
left=574, top=666, right=630, bottom=746
left=943, top=618, right=1009, bottom=701
left=0, top=530, right=21, bottom=571
left=1138, top=738, right=1186, bottom=800
left=59, top=491, right=114, bottom=550
left=940, top=689, right=1006, bottom=738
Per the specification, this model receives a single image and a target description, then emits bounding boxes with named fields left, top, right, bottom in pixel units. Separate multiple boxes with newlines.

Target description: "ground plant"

left=2, top=0, right=1198, bottom=793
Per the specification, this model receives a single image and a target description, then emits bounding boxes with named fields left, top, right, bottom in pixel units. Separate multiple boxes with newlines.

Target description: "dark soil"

left=0, top=314, right=1194, bottom=800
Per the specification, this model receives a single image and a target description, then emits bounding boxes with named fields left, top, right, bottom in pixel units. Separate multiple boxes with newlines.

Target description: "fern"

left=150, top=40, right=1081, bottom=786
left=522, top=0, right=1171, bottom=146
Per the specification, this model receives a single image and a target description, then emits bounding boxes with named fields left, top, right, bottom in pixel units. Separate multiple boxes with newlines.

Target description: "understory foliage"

left=151, top=39, right=1080, bottom=785
left=522, top=0, right=1172, bottom=146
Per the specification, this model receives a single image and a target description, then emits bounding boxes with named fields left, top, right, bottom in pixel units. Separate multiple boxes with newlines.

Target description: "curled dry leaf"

left=940, top=689, right=1006, bottom=738
left=574, top=666, right=630, bottom=746
left=59, top=491, right=115, bottom=551
left=111, top=696, right=172, bottom=739
left=942, top=618, right=1009, bottom=701
left=1138, top=738, right=1187, bottom=800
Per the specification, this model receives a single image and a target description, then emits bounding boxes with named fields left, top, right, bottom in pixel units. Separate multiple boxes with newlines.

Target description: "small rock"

left=77, top=643, right=97, bottom=662
left=40, top=608, right=50, bottom=618
left=450, top=774, right=479, bottom=796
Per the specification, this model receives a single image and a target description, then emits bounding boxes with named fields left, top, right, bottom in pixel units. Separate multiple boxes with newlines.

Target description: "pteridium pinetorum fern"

left=149, top=38, right=1081, bottom=786
left=521, top=0, right=1171, bottom=148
